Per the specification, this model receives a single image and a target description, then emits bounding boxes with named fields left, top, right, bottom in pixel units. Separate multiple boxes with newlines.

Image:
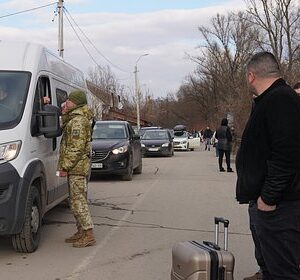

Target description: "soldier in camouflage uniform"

left=57, top=90, right=96, bottom=248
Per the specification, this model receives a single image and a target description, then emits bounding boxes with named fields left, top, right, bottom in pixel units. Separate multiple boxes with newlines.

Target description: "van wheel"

left=12, top=185, right=41, bottom=253
left=134, top=157, right=143, bottom=174
left=122, top=157, right=133, bottom=181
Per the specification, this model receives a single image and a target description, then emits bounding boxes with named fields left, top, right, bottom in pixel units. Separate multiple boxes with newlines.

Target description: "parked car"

left=138, top=126, right=162, bottom=137
left=173, top=125, right=201, bottom=151
left=173, top=130, right=190, bottom=151
left=141, top=129, right=174, bottom=157
left=91, top=121, right=142, bottom=180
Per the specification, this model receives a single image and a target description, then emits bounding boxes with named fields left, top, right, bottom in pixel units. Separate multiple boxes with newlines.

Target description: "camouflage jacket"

left=58, top=105, right=94, bottom=176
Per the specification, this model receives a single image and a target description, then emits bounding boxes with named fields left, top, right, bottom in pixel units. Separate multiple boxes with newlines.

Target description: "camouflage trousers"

left=68, top=175, right=93, bottom=230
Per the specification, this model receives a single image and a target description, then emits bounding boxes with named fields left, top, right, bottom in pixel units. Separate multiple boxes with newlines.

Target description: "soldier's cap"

left=68, top=90, right=87, bottom=105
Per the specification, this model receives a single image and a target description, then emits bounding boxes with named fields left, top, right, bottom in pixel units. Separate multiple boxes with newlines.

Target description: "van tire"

left=12, top=185, right=41, bottom=253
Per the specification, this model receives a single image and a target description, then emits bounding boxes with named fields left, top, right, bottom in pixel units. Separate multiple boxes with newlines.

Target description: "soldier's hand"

left=56, top=170, right=68, bottom=177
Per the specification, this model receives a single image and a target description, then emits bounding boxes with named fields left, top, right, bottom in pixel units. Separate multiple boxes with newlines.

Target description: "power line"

left=64, top=7, right=131, bottom=74
left=0, top=2, right=57, bottom=20
left=63, top=10, right=104, bottom=70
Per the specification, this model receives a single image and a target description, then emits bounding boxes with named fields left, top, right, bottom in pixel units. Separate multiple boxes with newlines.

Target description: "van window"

left=31, top=76, right=51, bottom=136
left=56, top=88, right=67, bottom=108
left=0, top=71, right=31, bottom=130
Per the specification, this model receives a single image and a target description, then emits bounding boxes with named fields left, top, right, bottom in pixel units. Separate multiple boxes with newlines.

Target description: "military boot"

left=73, top=229, right=96, bottom=248
left=65, top=227, right=83, bottom=243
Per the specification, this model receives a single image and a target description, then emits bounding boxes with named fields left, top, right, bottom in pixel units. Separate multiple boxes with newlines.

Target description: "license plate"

left=92, top=163, right=103, bottom=168
left=148, top=148, right=159, bottom=151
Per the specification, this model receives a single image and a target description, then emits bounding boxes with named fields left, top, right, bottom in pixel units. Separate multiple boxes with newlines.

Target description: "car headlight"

left=112, top=145, right=128, bottom=155
left=141, top=143, right=145, bottom=148
left=0, top=141, right=22, bottom=162
left=181, top=141, right=187, bottom=144
left=162, top=143, right=169, bottom=147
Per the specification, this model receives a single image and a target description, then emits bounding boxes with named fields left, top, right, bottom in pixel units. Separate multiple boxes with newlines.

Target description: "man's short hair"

left=247, top=52, right=281, bottom=78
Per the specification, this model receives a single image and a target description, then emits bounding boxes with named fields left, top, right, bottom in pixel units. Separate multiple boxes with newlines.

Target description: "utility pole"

left=134, top=53, right=149, bottom=130
left=57, top=0, right=64, bottom=58
left=134, top=65, right=140, bottom=130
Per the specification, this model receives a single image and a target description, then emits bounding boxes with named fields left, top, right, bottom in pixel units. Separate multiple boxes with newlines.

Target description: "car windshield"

left=0, top=71, right=31, bottom=130
left=174, top=131, right=188, bottom=138
left=142, top=130, right=169, bottom=140
left=93, top=123, right=127, bottom=139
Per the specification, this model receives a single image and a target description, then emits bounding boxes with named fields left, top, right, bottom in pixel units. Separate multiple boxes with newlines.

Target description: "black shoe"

left=227, top=168, right=234, bottom=172
left=220, top=168, right=225, bottom=172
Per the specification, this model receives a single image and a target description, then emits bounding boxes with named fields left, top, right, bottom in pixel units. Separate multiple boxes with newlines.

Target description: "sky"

left=0, top=0, right=247, bottom=97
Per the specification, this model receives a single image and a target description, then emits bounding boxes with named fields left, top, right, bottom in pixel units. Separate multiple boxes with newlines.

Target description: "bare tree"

left=246, top=0, right=300, bottom=80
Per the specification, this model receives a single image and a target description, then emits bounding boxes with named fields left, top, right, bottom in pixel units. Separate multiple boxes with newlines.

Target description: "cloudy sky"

left=0, top=0, right=246, bottom=97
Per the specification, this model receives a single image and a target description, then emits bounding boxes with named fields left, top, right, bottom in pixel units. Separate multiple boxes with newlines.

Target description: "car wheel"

left=190, top=148, right=194, bottom=151
left=12, top=185, right=41, bottom=253
left=134, top=156, right=142, bottom=174
left=122, top=156, right=133, bottom=181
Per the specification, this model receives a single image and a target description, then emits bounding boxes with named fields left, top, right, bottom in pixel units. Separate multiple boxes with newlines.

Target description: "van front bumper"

left=0, top=162, right=28, bottom=235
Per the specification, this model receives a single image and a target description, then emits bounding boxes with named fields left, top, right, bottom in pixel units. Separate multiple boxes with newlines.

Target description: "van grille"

left=91, top=150, right=110, bottom=162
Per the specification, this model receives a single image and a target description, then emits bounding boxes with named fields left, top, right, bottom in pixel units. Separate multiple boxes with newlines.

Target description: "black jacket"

left=203, top=129, right=213, bottom=138
left=236, top=79, right=300, bottom=205
left=216, top=126, right=232, bottom=151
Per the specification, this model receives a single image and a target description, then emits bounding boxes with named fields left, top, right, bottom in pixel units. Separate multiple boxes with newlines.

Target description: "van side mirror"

left=37, top=104, right=62, bottom=138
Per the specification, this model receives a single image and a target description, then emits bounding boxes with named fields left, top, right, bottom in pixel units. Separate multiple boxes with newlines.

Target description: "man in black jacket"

left=236, top=52, right=300, bottom=280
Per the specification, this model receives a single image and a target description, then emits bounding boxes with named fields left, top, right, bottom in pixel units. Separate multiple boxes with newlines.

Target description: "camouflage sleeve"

left=60, top=116, right=90, bottom=172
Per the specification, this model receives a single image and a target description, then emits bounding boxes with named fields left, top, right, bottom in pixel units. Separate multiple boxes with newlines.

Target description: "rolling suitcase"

left=171, top=217, right=235, bottom=280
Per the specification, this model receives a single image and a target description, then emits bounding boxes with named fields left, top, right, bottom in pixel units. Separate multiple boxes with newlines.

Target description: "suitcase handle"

left=214, top=217, right=229, bottom=251
left=203, top=241, right=221, bottom=251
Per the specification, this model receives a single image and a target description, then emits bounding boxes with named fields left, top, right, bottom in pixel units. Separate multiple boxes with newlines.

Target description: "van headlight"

left=0, top=141, right=22, bottom=162
left=162, top=143, right=169, bottom=147
left=112, top=145, right=128, bottom=155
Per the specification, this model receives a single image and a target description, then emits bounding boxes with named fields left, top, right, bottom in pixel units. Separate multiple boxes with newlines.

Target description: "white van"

left=0, top=42, right=88, bottom=252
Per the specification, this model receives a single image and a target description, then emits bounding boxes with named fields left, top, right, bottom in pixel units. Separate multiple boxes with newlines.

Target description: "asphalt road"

left=0, top=148, right=258, bottom=280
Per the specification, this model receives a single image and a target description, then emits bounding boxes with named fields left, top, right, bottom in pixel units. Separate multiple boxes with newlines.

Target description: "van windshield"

left=0, top=71, right=31, bottom=130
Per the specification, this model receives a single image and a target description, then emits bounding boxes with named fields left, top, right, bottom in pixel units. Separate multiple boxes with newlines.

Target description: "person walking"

left=211, top=130, right=219, bottom=157
left=57, top=90, right=96, bottom=248
left=216, top=118, right=233, bottom=172
left=236, top=52, right=300, bottom=280
left=203, top=126, right=213, bottom=151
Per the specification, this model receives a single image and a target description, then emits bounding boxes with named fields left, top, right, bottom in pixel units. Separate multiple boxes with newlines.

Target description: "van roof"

left=0, top=41, right=86, bottom=88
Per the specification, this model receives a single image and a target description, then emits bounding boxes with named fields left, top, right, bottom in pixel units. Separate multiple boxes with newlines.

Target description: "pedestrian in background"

left=203, top=126, right=213, bottom=151
left=211, top=130, right=219, bottom=157
left=57, top=90, right=96, bottom=248
left=216, top=118, right=233, bottom=172
left=236, top=52, right=300, bottom=280
left=293, top=81, right=300, bottom=95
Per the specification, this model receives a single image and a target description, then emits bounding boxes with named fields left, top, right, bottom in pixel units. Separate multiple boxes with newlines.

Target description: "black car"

left=138, top=126, right=162, bottom=137
left=141, top=129, right=174, bottom=157
left=91, top=121, right=142, bottom=180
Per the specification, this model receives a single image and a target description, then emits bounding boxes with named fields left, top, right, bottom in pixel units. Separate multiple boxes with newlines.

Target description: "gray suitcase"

left=171, top=217, right=235, bottom=280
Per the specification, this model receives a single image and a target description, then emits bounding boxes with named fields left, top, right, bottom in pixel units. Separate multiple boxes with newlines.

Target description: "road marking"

left=64, top=178, right=158, bottom=280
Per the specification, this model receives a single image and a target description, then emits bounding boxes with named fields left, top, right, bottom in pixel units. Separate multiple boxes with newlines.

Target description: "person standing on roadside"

left=216, top=118, right=233, bottom=172
left=236, top=52, right=300, bottom=280
left=203, top=126, right=213, bottom=151
left=57, top=90, right=96, bottom=248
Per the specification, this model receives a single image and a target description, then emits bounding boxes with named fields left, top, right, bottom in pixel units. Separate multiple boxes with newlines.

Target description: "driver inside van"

left=0, top=85, right=8, bottom=102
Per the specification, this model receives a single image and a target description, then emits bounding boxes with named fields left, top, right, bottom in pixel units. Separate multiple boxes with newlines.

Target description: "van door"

left=31, top=76, right=57, bottom=205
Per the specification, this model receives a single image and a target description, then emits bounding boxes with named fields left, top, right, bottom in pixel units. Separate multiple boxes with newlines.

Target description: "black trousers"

left=218, top=149, right=231, bottom=170
left=248, top=202, right=266, bottom=271
left=249, top=200, right=300, bottom=279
